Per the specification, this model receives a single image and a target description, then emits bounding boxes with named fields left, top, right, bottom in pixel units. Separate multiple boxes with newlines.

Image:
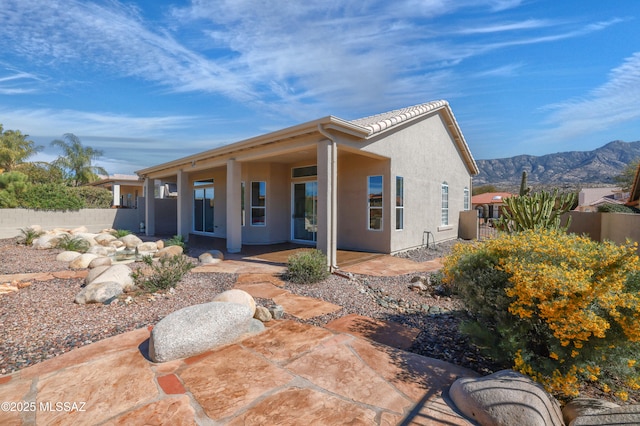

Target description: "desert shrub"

left=18, top=183, right=84, bottom=210
left=56, top=234, right=90, bottom=253
left=598, top=203, right=640, bottom=214
left=17, top=227, right=44, bottom=245
left=111, top=229, right=131, bottom=238
left=71, top=186, right=112, bottom=208
left=443, top=229, right=640, bottom=399
left=131, top=255, right=194, bottom=292
left=285, top=249, right=329, bottom=284
left=164, top=235, right=187, bottom=252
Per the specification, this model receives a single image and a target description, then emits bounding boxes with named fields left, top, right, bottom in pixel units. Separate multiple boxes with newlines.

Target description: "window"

left=292, top=165, right=317, bottom=178
left=368, top=176, right=383, bottom=230
left=396, top=176, right=404, bottom=230
left=441, top=182, right=449, bottom=225
left=464, top=187, right=470, bottom=211
left=241, top=181, right=245, bottom=226
left=251, top=181, right=266, bottom=226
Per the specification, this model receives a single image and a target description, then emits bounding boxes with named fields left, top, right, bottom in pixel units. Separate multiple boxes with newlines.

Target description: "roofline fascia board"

left=136, top=116, right=370, bottom=178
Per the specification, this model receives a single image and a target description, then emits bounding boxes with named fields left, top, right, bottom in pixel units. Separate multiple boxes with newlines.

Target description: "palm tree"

left=0, top=124, right=43, bottom=172
left=50, top=133, right=108, bottom=186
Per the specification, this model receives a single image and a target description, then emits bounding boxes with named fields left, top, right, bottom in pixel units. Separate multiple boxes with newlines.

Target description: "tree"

left=14, top=161, right=64, bottom=185
left=50, top=133, right=108, bottom=187
left=614, top=158, right=640, bottom=192
left=0, top=124, right=42, bottom=172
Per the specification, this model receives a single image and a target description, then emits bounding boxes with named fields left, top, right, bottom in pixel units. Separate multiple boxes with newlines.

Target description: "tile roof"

left=350, top=100, right=449, bottom=135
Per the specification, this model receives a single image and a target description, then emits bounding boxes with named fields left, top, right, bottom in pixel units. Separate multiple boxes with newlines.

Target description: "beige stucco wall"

left=338, top=113, right=473, bottom=252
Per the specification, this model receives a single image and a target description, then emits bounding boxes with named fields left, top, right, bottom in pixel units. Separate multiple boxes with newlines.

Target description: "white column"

left=144, top=178, right=155, bottom=236
left=176, top=170, right=190, bottom=240
left=226, top=158, right=242, bottom=253
left=112, top=184, right=121, bottom=207
left=317, top=140, right=337, bottom=269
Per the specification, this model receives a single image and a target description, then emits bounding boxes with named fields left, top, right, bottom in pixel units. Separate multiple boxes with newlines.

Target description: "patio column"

left=144, top=177, right=155, bottom=236
left=317, top=139, right=338, bottom=270
left=176, top=169, right=190, bottom=240
left=226, top=158, right=242, bottom=253
left=112, top=184, right=121, bottom=207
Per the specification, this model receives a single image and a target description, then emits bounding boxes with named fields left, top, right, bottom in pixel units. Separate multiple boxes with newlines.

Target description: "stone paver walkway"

left=0, top=255, right=477, bottom=425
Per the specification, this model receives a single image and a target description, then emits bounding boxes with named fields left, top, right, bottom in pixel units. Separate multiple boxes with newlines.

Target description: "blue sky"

left=1, top=0, right=639, bottom=175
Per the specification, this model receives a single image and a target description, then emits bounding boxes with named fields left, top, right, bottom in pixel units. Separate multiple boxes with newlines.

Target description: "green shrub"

left=598, top=203, right=640, bottom=214
left=71, top=186, right=112, bottom=208
left=0, top=172, right=30, bottom=207
left=443, top=229, right=640, bottom=399
left=111, top=229, right=131, bottom=238
left=18, top=183, right=84, bottom=210
left=56, top=234, right=90, bottom=253
left=285, top=249, right=330, bottom=284
left=131, top=255, right=194, bottom=292
left=17, top=227, right=44, bottom=245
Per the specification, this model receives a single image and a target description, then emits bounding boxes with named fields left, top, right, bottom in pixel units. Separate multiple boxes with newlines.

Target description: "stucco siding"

left=349, top=113, right=473, bottom=251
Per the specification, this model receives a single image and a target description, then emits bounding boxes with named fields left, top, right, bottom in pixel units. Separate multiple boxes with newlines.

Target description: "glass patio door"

left=194, top=179, right=214, bottom=233
left=292, top=181, right=317, bottom=242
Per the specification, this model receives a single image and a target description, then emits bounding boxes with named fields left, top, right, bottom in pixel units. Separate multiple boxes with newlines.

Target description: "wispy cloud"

left=531, top=52, right=640, bottom=143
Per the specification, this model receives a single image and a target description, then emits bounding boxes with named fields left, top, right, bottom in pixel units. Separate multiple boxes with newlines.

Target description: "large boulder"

left=155, top=245, right=183, bottom=258
left=95, top=233, right=117, bottom=246
left=148, top=302, right=255, bottom=362
left=571, top=405, right=640, bottom=425
left=86, top=264, right=135, bottom=292
left=74, top=233, right=98, bottom=246
left=56, top=251, right=82, bottom=262
left=137, top=242, right=158, bottom=255
left=32, top=234, right=63, bottom=250
left=199, top=250, right=224, bottom=265
left=89, top=256, right=112, bottom=268
left=75, top=281, right=123, bottom=304
left=213, top=289, right=256, bottom=316
left=563, top=398, right=620, bottom=425
left=69, top=253, right=100, bottom=269
left=120, top=234, right=143, bottom=249
left=87, top=245, right=116, bottom=256
left=449, top=370, right=563, bottom=426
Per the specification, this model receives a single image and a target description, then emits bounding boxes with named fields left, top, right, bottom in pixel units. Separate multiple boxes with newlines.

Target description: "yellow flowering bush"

left=443, top=229, right=640, bottom=398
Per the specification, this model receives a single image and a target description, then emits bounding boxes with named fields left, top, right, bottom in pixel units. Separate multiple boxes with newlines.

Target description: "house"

left=89, top=174, right=143, bottom=208
left=471, top=192, right=513, bottom=223
left=575, top=187, right=628, bottom=212
left=626, top=162, right=640, bottom=208
left=136, top=100, right=479, bottom=268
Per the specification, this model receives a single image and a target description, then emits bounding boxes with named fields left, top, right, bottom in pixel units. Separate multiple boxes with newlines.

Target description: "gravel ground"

left=0, top=237, right=503, bottom=377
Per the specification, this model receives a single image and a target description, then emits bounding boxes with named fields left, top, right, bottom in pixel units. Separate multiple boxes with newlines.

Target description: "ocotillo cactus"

left=495, top=189, right=576, bottom=234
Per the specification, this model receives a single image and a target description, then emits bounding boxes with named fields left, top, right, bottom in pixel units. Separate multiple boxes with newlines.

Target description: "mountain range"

left=474, top=140, right=640, bottom=190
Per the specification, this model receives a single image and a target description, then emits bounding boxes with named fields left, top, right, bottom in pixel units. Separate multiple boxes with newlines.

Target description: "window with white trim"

left=441, top=182, right=449, bottom=225
left=251, top=181, right=266, bottom=226
left=396, top=176, right=404, bottom=230
left=464, top=187, right=470, bottom=211
left=368, top=175, right=383, bottom=230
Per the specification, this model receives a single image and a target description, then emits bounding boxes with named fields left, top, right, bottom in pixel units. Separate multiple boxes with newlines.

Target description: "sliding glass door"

left=194, top=179, right=214, bottom=233
left=292, top=181, right=317, bottom=242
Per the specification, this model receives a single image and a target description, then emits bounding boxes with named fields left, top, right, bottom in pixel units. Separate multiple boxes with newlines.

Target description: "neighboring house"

left=136, top=100, right=479, bottom=268
left=89, top=174, right=143, bottom=208
left=575, top=187, right=628, bottom=212
left=471, top=192, right=513, bottom=223
left=627, top=162, right=640, bottom=208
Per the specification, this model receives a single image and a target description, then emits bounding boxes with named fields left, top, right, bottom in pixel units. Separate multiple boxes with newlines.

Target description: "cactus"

left=495, top=189, right=576, bottom=234
left=519, top=171, right=531, bottom=196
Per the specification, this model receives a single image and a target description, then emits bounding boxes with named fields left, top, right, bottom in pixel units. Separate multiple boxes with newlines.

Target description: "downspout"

left=317, top=124, right=339, bottom=271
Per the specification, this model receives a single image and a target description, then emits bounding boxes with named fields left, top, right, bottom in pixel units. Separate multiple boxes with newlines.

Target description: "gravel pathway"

left=0, top=237, right=501, bottom=377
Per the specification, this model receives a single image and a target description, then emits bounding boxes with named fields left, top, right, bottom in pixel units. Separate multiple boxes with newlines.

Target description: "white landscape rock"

left=86, top=264, right=136, bottom=292
left=69, top=253, right=100, bottom=269
left=213, top=289, right=256, bottom=316
left=73, top=232, right=98, bottom=246
left=198, top=252, right=223, bottom=265
left=75, top=281, right=123, bottom=304
left=88, top=256, right=112, bottom=268
left=119, top=234, right=143, bottom=249
left=56, top=251, right=82, bottom=262
left=94, top=233, right=117, bottom=246
left=87, top=245, right=116, bottom=257
left=32, top=234, right=63, bottom=250
left=137, top=241, right=158, bottom=254
left=449, top=369, right=564, bottom=426
left=155, top=245, right=183, bottom=258
left=562, top=398, right=620, bottom=425
left=148, top=302, right=255, bottom=362
left=571, top=405, right=640, bottom=425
